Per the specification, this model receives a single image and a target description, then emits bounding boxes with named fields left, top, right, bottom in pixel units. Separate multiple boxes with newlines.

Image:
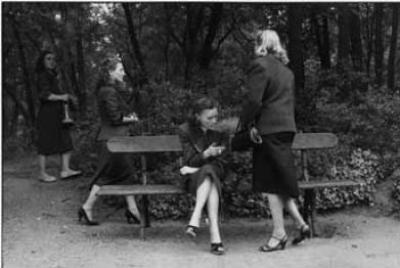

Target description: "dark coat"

left=96, top=85, right=132, bottom=141
left=36, top=70, right=72, bottom=155
left=239, top=55, right=296, bottom=135
left=177, top=121, right=229, bottom=194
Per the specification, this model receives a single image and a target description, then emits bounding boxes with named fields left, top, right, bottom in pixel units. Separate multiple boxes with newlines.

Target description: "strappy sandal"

left=210, top=243, right=225, bottom=255
left=259, top=235, right=288, bottom=252
left=185, top=225, right=199, bottom=238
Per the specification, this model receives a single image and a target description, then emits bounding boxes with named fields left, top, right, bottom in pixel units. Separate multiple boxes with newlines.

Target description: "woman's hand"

left=122, top=112, right=139, bottom=123
left=203, top=143, right=226, bottom=158
left=250, top=127, right=262, bottom=144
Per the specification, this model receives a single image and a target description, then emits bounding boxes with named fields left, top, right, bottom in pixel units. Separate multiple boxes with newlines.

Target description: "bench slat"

left=292, top=133, right=338, bottom=150
left=97, top=184, right=185, bottom=196
left=107, top=135, right=182, bottom=153
left=299, top=180, right=364, bottom=189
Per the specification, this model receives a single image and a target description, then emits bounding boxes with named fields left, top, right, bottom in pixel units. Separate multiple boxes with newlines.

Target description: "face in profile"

left=109, top=62, right=126, bottom=85
left=196, top=108, right=218, bottom=130
left=44, top=53, right=56, bottom=70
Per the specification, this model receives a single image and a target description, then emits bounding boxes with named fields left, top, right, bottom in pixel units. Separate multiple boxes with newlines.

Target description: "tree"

left=374, top=3, right=384, bottom=85
left=349, top=4, right=364, bottom=71
left=337, top=4, right=351, bottom=69
left=387, top=4, right=399, bottom=91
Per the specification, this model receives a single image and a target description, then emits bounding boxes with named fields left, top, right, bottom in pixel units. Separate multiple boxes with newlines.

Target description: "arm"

left=178, top=128, right=207, bottom=167
left=37, top=73, right=69, bottom=102
left=239, top=60, right=269, bottom=127
left=101, top=89, right=126, bottom=126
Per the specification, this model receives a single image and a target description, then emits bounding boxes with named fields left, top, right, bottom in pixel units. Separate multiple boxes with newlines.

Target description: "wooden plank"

left=97, top=184, right=185, bottom=196
left=299, top=180, right=364, bottom=189
left=107, top=135, right=183, bottom=153
left=292, top=133, right=338, bottom=150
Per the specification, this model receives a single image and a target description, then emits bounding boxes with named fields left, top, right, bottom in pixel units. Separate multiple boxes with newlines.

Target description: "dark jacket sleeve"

left=37, top=72, right=53, bottom=101
left=177, top=127, right=206, bottom=167
left=101, top=88, right=125, bottom=126
left=239, top=60, right=269, bottom=128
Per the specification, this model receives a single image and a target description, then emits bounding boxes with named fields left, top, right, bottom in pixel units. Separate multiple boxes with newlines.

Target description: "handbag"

left=231, top=121, right=262, bottom=151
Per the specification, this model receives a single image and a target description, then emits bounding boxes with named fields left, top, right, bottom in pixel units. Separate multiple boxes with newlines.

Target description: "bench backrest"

left=107, top=135, right=183, bottom=153
left=292, top=133, right=338, bottom=150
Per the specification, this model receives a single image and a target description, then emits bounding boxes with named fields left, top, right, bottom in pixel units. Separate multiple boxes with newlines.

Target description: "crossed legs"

left=188, top=176, right=222, bottom=243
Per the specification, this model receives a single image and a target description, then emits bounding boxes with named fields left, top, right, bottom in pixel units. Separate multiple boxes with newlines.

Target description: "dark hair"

left=189, top=97, right=219, bottom=126
left=35, top=50, right=55, bottom=73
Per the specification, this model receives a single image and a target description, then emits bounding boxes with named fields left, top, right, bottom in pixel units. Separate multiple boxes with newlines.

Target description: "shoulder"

left=98, top=86, right=117, bottom=97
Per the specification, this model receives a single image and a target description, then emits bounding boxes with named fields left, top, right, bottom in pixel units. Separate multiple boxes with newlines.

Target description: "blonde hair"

left=254, top=29, right=289, bottom=65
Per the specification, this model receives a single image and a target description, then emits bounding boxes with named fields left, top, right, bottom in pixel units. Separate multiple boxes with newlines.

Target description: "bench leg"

left=304, top=189, right=317, bottom=237
left=141, top=195, right=151, bottom=228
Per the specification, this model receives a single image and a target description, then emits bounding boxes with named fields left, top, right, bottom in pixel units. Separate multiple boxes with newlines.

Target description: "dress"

left=240, top=55, right=298, bottom=198
left=89, top=85, right=137, bottom=187
left=36, top=70, right=73, bottom=155
left=177, top=121, right=229, bottom=195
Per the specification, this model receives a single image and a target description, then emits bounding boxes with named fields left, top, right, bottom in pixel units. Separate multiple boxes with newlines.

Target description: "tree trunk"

left=337, top=4, right=351, bottom=70
left=311, top=5, right=331, bottom=69
left=122, top=3, right=148, bottom=85
left=365, top=3, right=374, bottom=75
left=76, top=7, right=87, bottom=117
left=349, top=5, right=364, bottom=71
left=388, top=4, right=399, bottom=91
left=374, top=3, right=384, bottom=85
left=11, top=18, right=36, bottom=127
left=198, top=3, right=223, bottom=69
left=287, top=4, right=305, bottom=91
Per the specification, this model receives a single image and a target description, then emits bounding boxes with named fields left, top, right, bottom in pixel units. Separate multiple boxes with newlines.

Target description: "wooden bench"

left=293, top=133, right=365, bottom=237
left=97, top=133, right=364, bottom=239
left=97, top=135, right=185, bottom=239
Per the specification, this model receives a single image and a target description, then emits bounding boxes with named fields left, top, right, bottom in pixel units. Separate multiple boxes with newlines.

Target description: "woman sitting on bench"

left=78, top=57, right=141, bottom=226
left=178, top=97, right=229, bottom=256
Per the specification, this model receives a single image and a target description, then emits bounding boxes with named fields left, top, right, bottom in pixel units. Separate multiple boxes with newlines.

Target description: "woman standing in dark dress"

left=78, top=59, right=141, bottom=225
left=36, top=50, right=82, bottom=182
left=239, top=30, right=310, bottom=252
left=178, top=97, right=228, bottom=255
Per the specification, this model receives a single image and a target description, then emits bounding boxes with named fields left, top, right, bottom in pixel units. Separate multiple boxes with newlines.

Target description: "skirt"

left=185, top=162, right=225, bottom=195
left=89, top=141, right=138, bottom=188
left=252, top=132, right=299, bottom=198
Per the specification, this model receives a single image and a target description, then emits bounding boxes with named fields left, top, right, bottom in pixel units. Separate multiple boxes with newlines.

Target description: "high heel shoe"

left=78, top=207, right=99, bottom=226
left=259, top=235, right=288, bottom=252
left=125, top=210, right=141, bottom=224
left=210, top=242, right=225, bottom=255
left=184, top=225, right=199, bottom=238
left=292, top=224, right=311, bottom=245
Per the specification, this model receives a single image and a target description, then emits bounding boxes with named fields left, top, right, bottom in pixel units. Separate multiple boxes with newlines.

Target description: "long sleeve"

left=239, top=60, right=269, bottom=128
left=100, top=88, right=125, bottom=126
left=178, top=127, right=206, bottom=167
left=37, top=72, right=53, bottom=101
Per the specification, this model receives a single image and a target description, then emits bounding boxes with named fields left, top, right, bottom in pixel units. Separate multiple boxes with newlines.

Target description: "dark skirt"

left=89, top=141, right=138, bottom=188
left=36, top=102, right=73, bottom=155
left=185, top=163, right=224, bottom=195
left=252, top=132, right=299, bottom=198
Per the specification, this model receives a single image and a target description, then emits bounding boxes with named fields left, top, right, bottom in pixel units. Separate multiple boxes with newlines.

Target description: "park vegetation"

left=2, top=2, right=400, bottom=218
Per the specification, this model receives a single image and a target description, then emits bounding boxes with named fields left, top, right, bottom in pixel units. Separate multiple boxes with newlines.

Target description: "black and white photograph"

left=2, top=1, right=400, bottom=267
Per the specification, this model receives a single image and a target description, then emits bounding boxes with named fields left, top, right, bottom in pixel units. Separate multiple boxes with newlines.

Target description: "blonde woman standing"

left=239, top=29, right=310, bottom=252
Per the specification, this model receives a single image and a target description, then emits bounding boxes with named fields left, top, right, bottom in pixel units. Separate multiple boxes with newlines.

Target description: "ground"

left=2, top=155, right=400, bottom=268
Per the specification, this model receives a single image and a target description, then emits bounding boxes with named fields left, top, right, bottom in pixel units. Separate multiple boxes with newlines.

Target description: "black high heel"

left=259, top=235, right=288, bottom=252
left=292, top=224, right=311, bottom=245
left=184, top=225, right=199, bottom=238
left=210, top=242, right=225, bottom=255
left=125, top=210, right=141, bottom=224
left=78, top=207, right=99, bottom=226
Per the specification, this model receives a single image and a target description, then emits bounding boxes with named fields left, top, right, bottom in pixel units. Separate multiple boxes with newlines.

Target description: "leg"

left=81, top=184, right=101, bottom=222
left=284, top=197, right=307, bottom=228
left=189, top=177, right=212, bottom=228
left=207, top=183, right=221, bottom=244
left=125, top=195, right=141, bottom=223
left=38, top=155, right=56, bottom=182
left=60, top=151, right=82, bottom=178
left=264, top=193, right=287, bottom=247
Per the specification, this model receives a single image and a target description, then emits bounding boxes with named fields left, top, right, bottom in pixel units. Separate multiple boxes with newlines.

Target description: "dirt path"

left=2, top=156, right=400, bottom=268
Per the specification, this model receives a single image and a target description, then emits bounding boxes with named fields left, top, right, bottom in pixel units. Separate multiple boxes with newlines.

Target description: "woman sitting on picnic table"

left=79, top=57, right=141, bottom=226
left=178, top=97, right=229, bottom=256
